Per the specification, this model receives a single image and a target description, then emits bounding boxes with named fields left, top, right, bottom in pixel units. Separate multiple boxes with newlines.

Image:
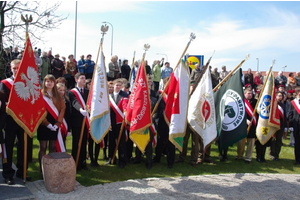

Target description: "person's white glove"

left=284, top=128, right=288, bottom=132
left=67, top=132, right=71, bottom=137
left=79, top=108, right=88, bottom=116
left=289, top=127, right=294, bottom=132
left=53, top=125, right=58, bottom=131
left=47, top=124, right=57, bottom=131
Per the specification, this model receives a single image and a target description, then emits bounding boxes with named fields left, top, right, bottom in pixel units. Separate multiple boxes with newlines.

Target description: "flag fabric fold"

left=6, top=36, right=46, bottom=137
left=256, top=71, right=280, bottom=145
left=164, top=60, right=190, bottom=152
left=188, top=69, right=217, bottom=152
left=126, top=61, right=152, bottom=152
left=214, top=68, right=247, bottom=150
left=87, top=49, right=111, bottom=144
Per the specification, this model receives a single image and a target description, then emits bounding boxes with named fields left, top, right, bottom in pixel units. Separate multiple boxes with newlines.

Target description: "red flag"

left=6, top=37, right=47, bottom=137
left=125, top=61, right=152, bottom=152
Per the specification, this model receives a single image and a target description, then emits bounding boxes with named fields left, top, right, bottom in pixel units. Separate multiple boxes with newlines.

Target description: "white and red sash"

left=1, top=78, right=13, bottom=91
left=150, top=123, right=157, bottom=147
left=278, top=104, right=284, bottom=121
left=291, top=99, right=300, bottom=115
left=70, top=88, right=90, bottom=132
left=109, top=95, right=125, bottom=124
left=244, top=99, right=257, bottom=126
left=43, top=95, right=68, bottom=152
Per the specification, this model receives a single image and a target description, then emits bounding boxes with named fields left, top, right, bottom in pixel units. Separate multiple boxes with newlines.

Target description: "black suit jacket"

left=278, top=102, right=287, bottom=130
left=289, top=99, right=300, bottom=135
left=69, top=87, right=89, bottom=128
left=246, top=98, right=257, bottom=138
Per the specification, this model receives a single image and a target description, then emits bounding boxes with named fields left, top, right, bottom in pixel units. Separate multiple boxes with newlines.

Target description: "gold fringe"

left=6, top=107, right=47, bottom=138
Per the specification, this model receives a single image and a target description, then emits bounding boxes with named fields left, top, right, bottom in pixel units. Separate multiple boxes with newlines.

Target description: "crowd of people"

left=1, top=47, right=300, bottom=186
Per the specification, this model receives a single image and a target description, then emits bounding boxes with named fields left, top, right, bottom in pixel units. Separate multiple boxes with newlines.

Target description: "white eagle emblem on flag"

left=14, top=66, right=40, bottom=104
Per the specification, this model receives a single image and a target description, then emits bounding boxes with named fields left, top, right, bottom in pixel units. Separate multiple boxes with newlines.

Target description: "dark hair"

left=75, top=72, right=85, bottom=80
left=85, top=79, right=92, bottom=87
left=276, top=91, right=283, bottom=96
left=55, top=77, right=67, bottom=85
left=123, top=60, right=128, bottom=65
left=289, top=73, right=294, bottom=77
left=123, top=82, right=130, bottom=89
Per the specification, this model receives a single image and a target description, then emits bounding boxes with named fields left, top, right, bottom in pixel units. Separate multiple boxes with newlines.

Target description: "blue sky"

left=36, top=1, right=300, bottom=73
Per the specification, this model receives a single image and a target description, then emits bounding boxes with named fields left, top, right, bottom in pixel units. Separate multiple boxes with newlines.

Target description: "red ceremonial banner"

left=6, top=37, right=47, bottom=137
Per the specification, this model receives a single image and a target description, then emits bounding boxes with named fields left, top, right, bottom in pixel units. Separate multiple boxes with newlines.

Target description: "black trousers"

left=153, top=81, right=159, bottom=94
left=255, top=141, right=267, bottom=161
left=135, top=131, right=153, bottom=165
left=108, top=124, right=127, bottom=166
left=88, top=136, right=100, bottom=164
left=72, top=126, right=88, bottom=168
left=294, top=131, right=300, bottom=163
left=154, top=126, right=175, bottom=166
left=2, top=118, right=27, bottom=179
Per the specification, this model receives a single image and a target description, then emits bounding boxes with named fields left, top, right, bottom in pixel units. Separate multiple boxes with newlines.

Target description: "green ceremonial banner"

left=214, top=68, right=247, bottom=150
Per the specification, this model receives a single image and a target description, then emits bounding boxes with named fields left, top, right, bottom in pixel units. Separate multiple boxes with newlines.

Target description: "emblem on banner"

left=220, top=89, right=245, bottom=131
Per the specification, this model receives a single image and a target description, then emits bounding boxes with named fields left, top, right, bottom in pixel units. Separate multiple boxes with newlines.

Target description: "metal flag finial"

left=245, top=54, right=250, bottom=60
left=144, top=44, right=150, bottom=52
left=190, top=32, right=196, bottom=41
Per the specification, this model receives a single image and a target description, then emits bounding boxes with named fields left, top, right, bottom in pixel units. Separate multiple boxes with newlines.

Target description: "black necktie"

left=299, top=99, right=300, bottom=105
left=80, top=88, right=84, bottom=96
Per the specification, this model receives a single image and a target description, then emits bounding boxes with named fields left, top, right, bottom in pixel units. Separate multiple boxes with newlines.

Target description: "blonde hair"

left=56, top=82, right=69, bottom=102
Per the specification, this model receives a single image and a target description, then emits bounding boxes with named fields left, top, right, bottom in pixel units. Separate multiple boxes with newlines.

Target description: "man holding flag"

left=1, top=35, right=47, bottom=184
left=188, top=67, right=217, bottom=166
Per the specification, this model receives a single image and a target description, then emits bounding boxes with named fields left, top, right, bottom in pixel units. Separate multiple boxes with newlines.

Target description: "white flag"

left=188, top=69, right=217, bottom=151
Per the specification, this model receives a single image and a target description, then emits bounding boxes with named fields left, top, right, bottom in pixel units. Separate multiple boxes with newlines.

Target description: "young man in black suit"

left=288, top=87, right=300, bottom=165
left=69, top=72, right=90, bottom=170
left=1, top=59, right=31, bottom=185
left=106, top=79, right=129, bottom=168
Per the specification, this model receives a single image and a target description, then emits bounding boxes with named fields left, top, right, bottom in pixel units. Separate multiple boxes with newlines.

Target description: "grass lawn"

left=18, top=133, right=300, bottom=186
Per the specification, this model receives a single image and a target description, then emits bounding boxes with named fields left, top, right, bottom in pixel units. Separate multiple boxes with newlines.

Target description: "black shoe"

left=245, top=160, right=251, bottom=164
left=4, top=178, right=15, bottom=185
left=256, top=158, right=261, bottom=162
left=167, top=164, right=173, bottom=169
left=261, top=158, right=266, bottom=162
left=132, top=158, right=141, bottom=164
left=294, top=162, right=300, bottom=165
left=16, top=174, right=32, bottom=181
left=82, top=166, right=90, bottom=171
left=91, top=162, right=100, bottom=167
left=119, top=164, right=125, bottom=169
left=146, top=163, right=152, bottom=169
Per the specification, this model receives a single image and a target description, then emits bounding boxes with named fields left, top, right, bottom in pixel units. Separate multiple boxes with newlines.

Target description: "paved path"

left=24, top=173, right=300, bottom=200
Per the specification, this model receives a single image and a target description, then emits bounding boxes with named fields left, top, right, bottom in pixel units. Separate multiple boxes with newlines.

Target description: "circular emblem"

left=259, top=95, right=271, bottom=119
left=220, top=89, right=245, bottom=131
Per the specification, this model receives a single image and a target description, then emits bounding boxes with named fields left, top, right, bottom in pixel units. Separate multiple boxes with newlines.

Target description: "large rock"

left=42, top=152, right=76, bottom=193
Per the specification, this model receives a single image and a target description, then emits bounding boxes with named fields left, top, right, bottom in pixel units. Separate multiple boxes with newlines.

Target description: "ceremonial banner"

left=214, top=68, right=247, bottom=150
left=256, top=71, right=280, bottom=144
left=165, top=60, right=190, bottom=152
left=188, top=69, right=217, bottom=151
left=6, top=36, right=46, bottom=137
left=87, top=49, right=111, bottom=144
left=126, top=61, right=152, bottom=152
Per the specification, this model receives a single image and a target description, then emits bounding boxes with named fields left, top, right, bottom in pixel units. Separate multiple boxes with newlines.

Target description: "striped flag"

left=164, top=60, right=190, bottom=152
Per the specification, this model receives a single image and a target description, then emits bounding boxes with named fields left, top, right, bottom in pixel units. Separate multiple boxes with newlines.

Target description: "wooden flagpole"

left=237, top=61, right=275, bottom=159
left=151, top=33, right=196, bottom=117
left=212, top=54, right=250, bottom=93
left=21, top=14, right=32, bottom=183
left=111, top=44, right=150, bottom=164
left=128, top=51, right=136, bottom=81
left=75, top=24, right=108, bottom=169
